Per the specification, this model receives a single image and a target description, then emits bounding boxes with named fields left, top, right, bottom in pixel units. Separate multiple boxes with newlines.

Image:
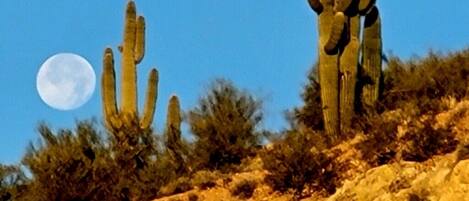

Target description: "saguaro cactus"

left=165, top=95, right=188, bottom=174
left=361, top=6, right=382, bottom=109
left=102, top=1, right=158, bottom=133
left=307, top=0, right=381, bottom=137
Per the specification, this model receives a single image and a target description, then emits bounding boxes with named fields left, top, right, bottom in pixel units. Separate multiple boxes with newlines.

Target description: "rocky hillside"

left=153, top=100, right=469, bottom=201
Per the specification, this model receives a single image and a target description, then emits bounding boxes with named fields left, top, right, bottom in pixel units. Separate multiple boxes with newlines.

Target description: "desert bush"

left=355, top=112, right=401, bottom=166
left=158, top=170, right=225, bottom=197
left=356, top=108, right=459, bottom=165
left=0, top=164, right=27, bottom=201
left=188, top=193, right=199, bottom=201
left=21, top=121, right=112, bottom=201
left=188, top=79, right=263, bottom=170
left=20, top=120, right=164, bottom=201
left=380, top=49, right=469, bottom=114
left=261, top=131, right=338, bottom=197
left=401, top=117, right=458, bottom=162
left=230, top=179, right=257, bottom=199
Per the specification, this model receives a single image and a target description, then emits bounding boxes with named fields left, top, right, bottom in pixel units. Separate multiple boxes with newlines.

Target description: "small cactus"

left=164, top=95, right=188, bottom=174
left=166, top=95, right=182, bottom=145
left=102, top=1, right=158, bottom=133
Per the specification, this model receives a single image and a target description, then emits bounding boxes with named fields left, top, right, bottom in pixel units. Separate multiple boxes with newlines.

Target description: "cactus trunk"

left=339, top=15, right=360, bottom=131
left=121, top=1, right=138, bottom=116
left=317, top=1, right=340, bottom=138
left=361, top=6, right=382, bottom=109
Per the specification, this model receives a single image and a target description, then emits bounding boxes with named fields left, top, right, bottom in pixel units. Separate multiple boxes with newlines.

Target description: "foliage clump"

left=230, top=179, right=257, bottom=199
left=356, top=108, right=458, bottom=166
left=261, top=131, right=338, bottom=198
left=355, top=113, right=401, bottom=166
left=400, top=117, right=458, bottom=162
left=292, top=66, right=324, bottom=130
left=188, top=79, right=263, bottom=170
left=19, top=120, right=164, bottom=201
left=380, top=50, right=469, bottom=113
left=0, top=164, right=26, bottom=201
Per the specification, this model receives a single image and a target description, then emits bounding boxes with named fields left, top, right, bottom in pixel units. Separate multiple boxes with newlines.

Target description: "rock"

left=327, top=158, right=469, bottom=201
left=327, top=164, right=399, bottom=201
left=452, top=160, right=469, bottom=184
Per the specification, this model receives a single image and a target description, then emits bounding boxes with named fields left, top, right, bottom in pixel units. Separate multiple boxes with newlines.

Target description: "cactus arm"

left=121, top=1, right=138, bottom=115
left=324, top=12, right=346, bottom=55
left=102, top=48, right=120, bottom=130
left=361, top=6, right=382, bottom=108
left=308, top=0, right=324, bottom=14
left=135, top=16, right=145, bottom=64
left=358, top=0, right=376, bottom=15
left=140, top=69, right=159, bottom=130
left=318, top=2, right=340, bottom=139
left=339, top=15, right=360, bottom=131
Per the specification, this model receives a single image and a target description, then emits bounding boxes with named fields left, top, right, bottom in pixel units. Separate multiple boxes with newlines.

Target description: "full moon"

left=37, top=53, right=96, bottom=110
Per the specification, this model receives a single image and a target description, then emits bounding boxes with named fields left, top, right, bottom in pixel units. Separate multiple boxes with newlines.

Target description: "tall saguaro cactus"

left=307, top=0, right=382, bottom=138
left=102, top=1, right=158, bottom=133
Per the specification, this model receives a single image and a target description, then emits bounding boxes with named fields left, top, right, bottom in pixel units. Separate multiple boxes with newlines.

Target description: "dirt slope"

left=154, top=100, right=469, bottom=201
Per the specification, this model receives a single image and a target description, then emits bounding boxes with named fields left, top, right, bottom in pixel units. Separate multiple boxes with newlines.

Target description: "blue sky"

left=1, top=0, right=468, bottom=164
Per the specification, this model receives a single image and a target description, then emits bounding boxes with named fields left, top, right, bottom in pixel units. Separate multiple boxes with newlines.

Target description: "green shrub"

left=230, top=179, right=257, bottom=199
left=356, top=109, right=459, bottom=165
left=401, top=118, right=458, bottom=162
left=380, top=49, right=469, bottom=114
left=0, top=164, right=27, bottom=201
left=261, top=131, right=338, bottom=197
left=20, top=120, right=164, bottom=201
left=188, top=193, right=199, bottom=201
left=21, top=121, right=112, bottom=201
left=355, top=113, right=401, bottom=166
left=188, top=79, right=263, bottom=170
